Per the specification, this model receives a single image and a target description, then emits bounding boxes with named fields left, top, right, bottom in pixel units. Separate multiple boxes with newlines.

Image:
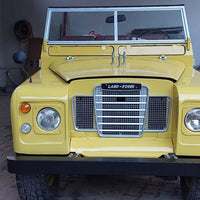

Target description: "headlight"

left=37, top=108, right=61, bottom=131
left=185, top=108, right=200, bottom=132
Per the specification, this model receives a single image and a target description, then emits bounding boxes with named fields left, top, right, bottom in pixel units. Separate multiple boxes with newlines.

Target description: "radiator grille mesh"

left=72, top=96, right=96, bottom=130
left=145, top=96, right=171, bottom=131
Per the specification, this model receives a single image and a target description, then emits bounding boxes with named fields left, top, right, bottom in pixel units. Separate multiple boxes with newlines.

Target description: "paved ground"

left=0, top=92, right=19, bottom=199
left=0, top=91, right=183, bottom=200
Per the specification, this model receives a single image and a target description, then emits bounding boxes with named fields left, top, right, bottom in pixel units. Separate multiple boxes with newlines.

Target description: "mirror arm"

left=20, top=66, right=32, bottom=83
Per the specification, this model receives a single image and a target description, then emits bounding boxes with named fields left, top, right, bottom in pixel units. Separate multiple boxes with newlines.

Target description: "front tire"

left=16, top=174, right=59, bottom=200
left=181, top=177, right=200, bottom=200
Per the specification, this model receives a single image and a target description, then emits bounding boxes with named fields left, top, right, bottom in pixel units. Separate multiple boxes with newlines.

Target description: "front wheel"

left=181, top=177, right=200, bottom=200
left=16, top=174, right=59, bottom=200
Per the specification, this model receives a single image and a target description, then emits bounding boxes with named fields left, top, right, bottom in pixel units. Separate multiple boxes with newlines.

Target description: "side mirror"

left=12, top=51, right=27, bottom=64
left=12, top=51, right=32, bottom=83
left=105, top=15, right=126, bottom=23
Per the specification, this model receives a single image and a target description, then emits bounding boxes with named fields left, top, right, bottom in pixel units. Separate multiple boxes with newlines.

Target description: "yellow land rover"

left=7, top=6, right=200, bottom=200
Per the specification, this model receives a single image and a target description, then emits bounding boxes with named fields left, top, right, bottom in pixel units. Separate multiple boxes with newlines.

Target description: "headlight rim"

left=184, top=108, right=200, bottom=132
left=37, top=107, right=61, bottom=131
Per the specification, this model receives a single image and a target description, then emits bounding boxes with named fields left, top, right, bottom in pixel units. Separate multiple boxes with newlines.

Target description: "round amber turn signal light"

left=21, top=103, right=31, bottom=113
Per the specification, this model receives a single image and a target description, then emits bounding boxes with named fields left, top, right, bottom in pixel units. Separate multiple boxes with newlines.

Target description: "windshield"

left=45, top=6, right=189, bottom=44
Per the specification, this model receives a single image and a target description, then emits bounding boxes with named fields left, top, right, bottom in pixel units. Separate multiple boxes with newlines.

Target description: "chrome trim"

left=95, top=95, right=147, bottom=97
left=46, top=6, right=185, bottom=13
left=181, top=6, right=190, bottom=39
left=99, top=123, right=143, bottom=125
left=184, top=108, right=200, bottom=132
left=47, top=40, right=187, bottom=45
left=44, top=8, right=52, bottom=41
left=96, top=109, right=145, bottom=111
left=97, top=116, right=145, bottom=118
left=46, top=6, right=187, bottom=13
left=96, top=102, right=146, bottom=104
left=94, top=84, right=149, bottom=137
left=44, top=6, right=189, bottom=44
left=114, top=11, right=118, bottom=42
left=99, top=129, right=142, bottom=132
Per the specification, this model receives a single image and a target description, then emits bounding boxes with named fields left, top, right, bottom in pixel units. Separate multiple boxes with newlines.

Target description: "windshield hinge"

left=118, top=54, right=122, bottom=68
left=187, top=37, right=191, bottom=51
left=159, top=55, right=167, bottom=61
left=111, top=51, right=115, bottom=65
left=66, top=56, right=74, bottom=61
left=123, top=52, right=126, bottom=66
left=118, top=51, right=126, bottom=67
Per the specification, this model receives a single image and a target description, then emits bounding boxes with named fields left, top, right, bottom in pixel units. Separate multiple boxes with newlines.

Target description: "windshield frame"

left=44, top=6, right=190, bottom=45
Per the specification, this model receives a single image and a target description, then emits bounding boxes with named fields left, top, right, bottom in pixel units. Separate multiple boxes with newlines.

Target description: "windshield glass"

left=118, top=10, right=184, bottom=40
left=45, top=7, right=188, bottom=44
left=49, top=11, right=114, bottom=41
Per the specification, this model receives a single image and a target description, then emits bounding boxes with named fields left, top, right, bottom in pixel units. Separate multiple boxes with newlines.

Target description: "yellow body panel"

left=10, top=71, right=70, bottom=154
left=50, top=57, right=186, bottom=81
left=49, top=45, right=113, bottom=56
left=11, top=35, right=200, bottom=158
left=71, top=137, right=173, bottom=158
left=173, top=69, right=200, bottom=156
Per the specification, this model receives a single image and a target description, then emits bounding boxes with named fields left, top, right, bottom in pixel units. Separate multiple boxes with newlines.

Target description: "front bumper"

left=7, top=155, right=200, bottom=176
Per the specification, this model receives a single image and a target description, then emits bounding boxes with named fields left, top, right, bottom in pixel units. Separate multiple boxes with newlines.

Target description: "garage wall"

left=0, top=0, right=4, bottom=85
left=1, top=0, right=200, bottom=87
left=0, top=0, right=2, bottom=63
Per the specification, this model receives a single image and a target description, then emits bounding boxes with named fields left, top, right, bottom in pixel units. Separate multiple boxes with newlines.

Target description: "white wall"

left=1, top=0, right=200, bottom=87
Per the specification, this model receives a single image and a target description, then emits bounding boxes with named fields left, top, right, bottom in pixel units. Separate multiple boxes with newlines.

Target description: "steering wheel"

left=88, top=31, right=101, bottom=37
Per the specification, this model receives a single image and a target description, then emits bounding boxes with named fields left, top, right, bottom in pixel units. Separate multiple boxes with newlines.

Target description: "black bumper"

left=7, top=155, right=200, bottom=176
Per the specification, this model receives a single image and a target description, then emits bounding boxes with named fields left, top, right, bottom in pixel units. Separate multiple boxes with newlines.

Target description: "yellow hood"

left=49, top=57, right=185, bottom=82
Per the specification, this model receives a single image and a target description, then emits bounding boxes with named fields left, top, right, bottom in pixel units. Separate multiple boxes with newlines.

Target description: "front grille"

left=72, top=84, right=171, bottom=136
left=94, top=85, right=148, bottom=137
left=145, top=96, right=171, bottom=131
left=72, top=96, right=96, bottom=130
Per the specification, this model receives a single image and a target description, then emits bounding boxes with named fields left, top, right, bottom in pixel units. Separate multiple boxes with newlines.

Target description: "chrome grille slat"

left=97, top=116, right=144, bottom=118
left=96, top=102, right=146, bottom=104
left=99, top=129, right=142, bottom=132
left=99, top=123, right=143, bottom=125
left=94, top=84, right=148, bottom=137
left=95, top=95, right=147, bottom=97
left=96, top=109, right=145, bottom=111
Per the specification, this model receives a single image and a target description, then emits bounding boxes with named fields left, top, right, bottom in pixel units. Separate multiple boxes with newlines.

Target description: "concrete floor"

left=0, top=91, right=183, bottom=200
